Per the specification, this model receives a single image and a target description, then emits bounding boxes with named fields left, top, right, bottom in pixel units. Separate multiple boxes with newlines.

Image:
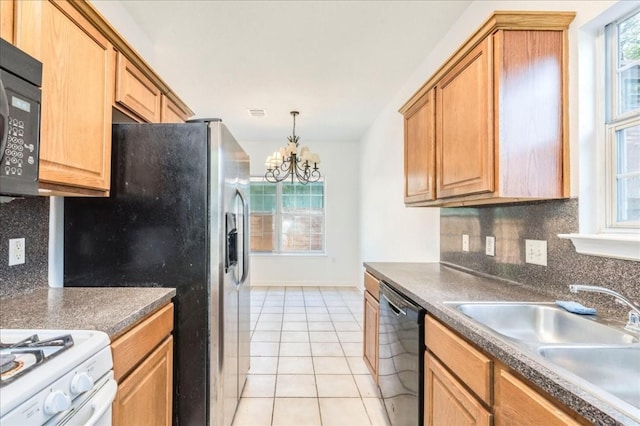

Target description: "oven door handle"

left=382, top=294, right=407, bottom=316
left=85, top=378, right=118, bottom=426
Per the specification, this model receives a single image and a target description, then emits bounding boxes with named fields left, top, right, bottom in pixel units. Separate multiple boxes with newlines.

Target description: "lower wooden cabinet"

left=363, top=271, right=380, bottom=382
left=425, top=352, right=492, bottom=426
left=425, top=314, right=587, bottom=426
left=111, top=303, right=174, bottom=426
left=113, top=336, right=173, bottom=426
left=494, top=366, right=582, bottom=426
left=363, top=289, right=379, bottom=381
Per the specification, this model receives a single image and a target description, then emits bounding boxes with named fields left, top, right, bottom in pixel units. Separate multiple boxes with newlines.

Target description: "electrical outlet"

left=9, top=238, right=25, bottom=266
left=485, top=236, right=495, bottom=256
left=462, top=234, right=469, bottom=252
left=525, top=239, right=547, bottom=266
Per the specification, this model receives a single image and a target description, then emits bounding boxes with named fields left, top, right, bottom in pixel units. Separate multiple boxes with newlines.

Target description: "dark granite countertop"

left=364, top=261, right=639, bottom=426
left=0, top=287, right=176, bottom=340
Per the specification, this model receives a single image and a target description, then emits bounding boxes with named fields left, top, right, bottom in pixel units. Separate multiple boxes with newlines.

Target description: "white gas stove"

left=0, top=329, right=116, bottom=426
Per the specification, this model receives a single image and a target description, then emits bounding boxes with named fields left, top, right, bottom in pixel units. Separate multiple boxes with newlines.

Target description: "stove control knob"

left=70, top=372, right=94, bottom=395
left=44, top=390, right=71, bottom=415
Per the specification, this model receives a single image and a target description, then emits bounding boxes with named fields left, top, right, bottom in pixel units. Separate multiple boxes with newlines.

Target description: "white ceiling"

left=114, top=1, right=470, bottom=143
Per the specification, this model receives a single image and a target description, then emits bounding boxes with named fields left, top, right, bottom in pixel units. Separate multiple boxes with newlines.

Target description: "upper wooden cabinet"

left=436, top=38, right=493, bottom=199
left=13, top=0, right=114, bottom=195
left=400, top=12, right=575, bottom=207
left=404, top=89, right=436, bottom=203
left=0, top=1, right=16, bottom=44
left=115, top=52, right=162, bottom=123
left=4, top=0, right=193, bottom=196
left=161, top=95, right=190, bottom=123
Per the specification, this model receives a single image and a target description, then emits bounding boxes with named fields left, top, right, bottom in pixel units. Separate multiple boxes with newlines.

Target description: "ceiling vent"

left=248, top=109, right=266, bottom=117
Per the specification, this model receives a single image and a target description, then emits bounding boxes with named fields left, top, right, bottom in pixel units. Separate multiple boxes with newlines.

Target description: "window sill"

left=558, top=233, right=640, bottom=262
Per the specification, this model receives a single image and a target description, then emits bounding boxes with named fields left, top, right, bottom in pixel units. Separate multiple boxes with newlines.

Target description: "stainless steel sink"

left=450, top=302, right=638, bottom=345
left=445, top=301, right=640, bottom=420
left=539, top=345, right=640, bottom=409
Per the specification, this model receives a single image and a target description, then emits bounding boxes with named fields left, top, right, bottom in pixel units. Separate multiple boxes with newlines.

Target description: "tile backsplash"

left=0, top=197, right=49, bottom=299
left=441, top=198, right=639, bottom=319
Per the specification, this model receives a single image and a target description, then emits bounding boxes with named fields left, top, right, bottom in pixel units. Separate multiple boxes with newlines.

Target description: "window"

left=249, top=177, right=325, bottom=254
left=605, top=10, right=640, bottom=230
left=559, top=6, right=640, bottom=260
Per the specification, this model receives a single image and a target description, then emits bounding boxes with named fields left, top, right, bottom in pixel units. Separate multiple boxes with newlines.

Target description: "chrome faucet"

left=570, top=284, right=640, bottom=334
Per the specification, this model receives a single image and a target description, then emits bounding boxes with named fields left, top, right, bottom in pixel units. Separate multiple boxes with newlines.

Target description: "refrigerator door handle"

left=236, top=188, right=250, bottom=286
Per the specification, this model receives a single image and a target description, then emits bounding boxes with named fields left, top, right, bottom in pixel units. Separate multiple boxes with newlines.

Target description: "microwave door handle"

left=236, top=188, right=249, bottom=285
left=0, top=79, right=8, bottom=158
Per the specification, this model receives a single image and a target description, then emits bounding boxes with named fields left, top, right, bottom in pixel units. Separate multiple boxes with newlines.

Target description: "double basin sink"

left=446, top=302, right=640, bottom=419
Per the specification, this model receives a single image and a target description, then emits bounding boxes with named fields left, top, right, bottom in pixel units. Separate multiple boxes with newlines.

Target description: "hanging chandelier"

left=264, top=111, right=321, bottom=185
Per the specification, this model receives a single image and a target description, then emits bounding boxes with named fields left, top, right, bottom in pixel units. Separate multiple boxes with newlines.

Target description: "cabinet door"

left=404, top=89, right=436, bottom=203
left=15, top=0, right=113, bottom=193
left=161, top=95, right=187, bottom=123
left=425, top=352, right=492, bottom=426
left=494, top=367, right=581, bottom=426
left=115, top=52, right=162, bottom=123
left=494, top=29, right=565, bottom=198
left=0, top=0, right=15, bottom=43
left=436, top=38, right=493, bottom=199
left=113, top=336, right=174, bottom=426
left=363, top=290, right=379, bottom=382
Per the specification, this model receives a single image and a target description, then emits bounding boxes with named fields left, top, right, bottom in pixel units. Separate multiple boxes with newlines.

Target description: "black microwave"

left=0, top=38, right=42, bottom=197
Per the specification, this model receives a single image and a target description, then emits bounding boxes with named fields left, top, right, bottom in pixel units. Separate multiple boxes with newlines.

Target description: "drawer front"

left=364, top=271, right=380, bottom=300
left=425, top=315, right=492, bottom=404
left=112, top=303, right=174, bottom=382
left=495, top=367, right=581, bottom=426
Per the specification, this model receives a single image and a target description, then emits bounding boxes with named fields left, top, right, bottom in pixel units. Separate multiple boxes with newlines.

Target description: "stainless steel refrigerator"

left=63, top=119, right=250, bottom=426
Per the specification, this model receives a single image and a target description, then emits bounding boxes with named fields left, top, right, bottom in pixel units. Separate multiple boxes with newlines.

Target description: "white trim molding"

left=558, top=233, right=640, bottom=262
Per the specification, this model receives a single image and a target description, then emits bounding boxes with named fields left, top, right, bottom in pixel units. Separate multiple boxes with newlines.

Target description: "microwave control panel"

left=1, top=80, right=40, bottom=182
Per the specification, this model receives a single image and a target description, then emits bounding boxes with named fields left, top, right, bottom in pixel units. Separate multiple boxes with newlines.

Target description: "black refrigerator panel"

left=64, top=123, right=210, bottom=426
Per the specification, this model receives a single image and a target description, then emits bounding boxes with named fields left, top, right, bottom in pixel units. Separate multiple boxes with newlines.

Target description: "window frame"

left=604, top=10, right=640, bottom=232
left=559, top=5, right=640, bottom=261
left=249, top=176, right=326, bottom=256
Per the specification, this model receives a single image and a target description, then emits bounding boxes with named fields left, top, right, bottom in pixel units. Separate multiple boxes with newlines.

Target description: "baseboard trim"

left=250, top=281, right=357, bottom=287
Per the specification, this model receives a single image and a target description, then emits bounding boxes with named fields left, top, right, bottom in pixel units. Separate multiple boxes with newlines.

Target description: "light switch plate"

left=9, top=238, right=25, bottom=266
left=462, top=234, right=469, bottom=252
left=485, top=236, right=495, bottom=256
left=525, top=239, right=547, bottom=266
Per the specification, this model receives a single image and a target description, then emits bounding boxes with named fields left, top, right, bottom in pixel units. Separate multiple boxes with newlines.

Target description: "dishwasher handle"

left=382, top=293, right=407, bottom=317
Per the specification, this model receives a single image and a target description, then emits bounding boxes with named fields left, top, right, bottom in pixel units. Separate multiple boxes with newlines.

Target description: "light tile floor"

left=233, top=286, right=390, bottom=426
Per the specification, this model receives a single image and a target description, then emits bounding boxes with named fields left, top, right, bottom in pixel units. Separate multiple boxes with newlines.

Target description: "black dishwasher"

left=378, top=281, right=426, bottom=426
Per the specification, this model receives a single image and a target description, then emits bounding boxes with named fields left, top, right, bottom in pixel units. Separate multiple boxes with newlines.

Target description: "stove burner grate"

left=0, top=334, right=74, bottom=386
left=0, top=354, right=17, bottom=374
